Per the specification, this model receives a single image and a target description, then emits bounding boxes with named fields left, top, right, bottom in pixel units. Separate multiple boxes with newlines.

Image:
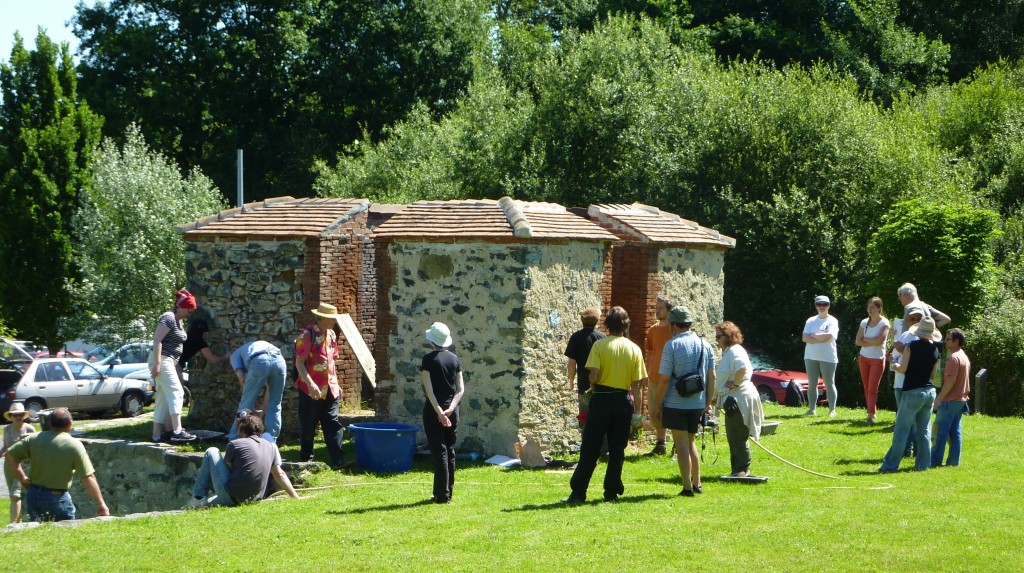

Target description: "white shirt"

left=858, top=317, right=890, bottom=360
left=893, top=329, right=917, bottom=389
left=803, top=315, right=839, bottom=363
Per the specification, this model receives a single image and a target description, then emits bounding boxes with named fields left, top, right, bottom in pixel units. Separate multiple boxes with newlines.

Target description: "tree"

left=0, top=31, right=103, bottom=353
left=867, top=198, right=1001, bottom=326
left=71, top=125, right=225, bottom=343
left=73, top=0, right=488, bottom=201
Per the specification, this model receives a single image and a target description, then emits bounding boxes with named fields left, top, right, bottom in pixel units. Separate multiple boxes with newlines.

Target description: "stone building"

left=178, top=197, right=372, bottom=435
left=371, top=198, right=619, bottom=455
left=589, top=203, right=736, bottom=344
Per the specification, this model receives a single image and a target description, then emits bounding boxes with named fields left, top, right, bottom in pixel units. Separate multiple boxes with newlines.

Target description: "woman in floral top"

left=294, top=302, right=346, bottom=468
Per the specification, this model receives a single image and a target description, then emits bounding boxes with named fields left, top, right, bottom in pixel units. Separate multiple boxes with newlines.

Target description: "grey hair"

left=897, top=283, right=918, bottom=298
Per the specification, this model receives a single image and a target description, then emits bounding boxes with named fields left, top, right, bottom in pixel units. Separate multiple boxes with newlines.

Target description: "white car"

left=13, top=357, right=155, bottom=421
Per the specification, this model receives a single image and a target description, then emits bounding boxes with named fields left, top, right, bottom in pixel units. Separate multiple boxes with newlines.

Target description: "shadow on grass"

left=325, top=499, right=435, bottom=515
left=502, top=493, right=670, bottom=512
left=833, top=457, right=883, bottom=466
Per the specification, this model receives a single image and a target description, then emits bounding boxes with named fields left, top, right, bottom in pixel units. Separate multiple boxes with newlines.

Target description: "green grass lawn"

left=2, top=404, right=1020, bottom=572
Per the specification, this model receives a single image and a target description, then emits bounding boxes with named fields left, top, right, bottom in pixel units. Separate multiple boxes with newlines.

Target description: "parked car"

left=91, top=342, right=154, bottom=378
left=749, top=351, right=827, bottom=406
left=12, top=357, right=154, bottom=421
left=0, top=358, right=28, bottom=421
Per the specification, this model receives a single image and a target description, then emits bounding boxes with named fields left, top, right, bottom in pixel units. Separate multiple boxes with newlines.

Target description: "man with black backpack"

left=651, top=306, right=716, bottom=497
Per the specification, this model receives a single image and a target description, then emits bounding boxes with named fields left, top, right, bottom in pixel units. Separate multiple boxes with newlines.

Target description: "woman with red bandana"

left=150, top=289, right=198, bottom=442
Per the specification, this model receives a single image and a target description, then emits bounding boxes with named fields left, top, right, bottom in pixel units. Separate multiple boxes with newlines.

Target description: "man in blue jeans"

left=187, top=410, right=299, bottom=509
left=227, top=340, right=287, bottom=440
left=4, top=408, right=109, bottom=521
left=932, top=329, right=971, bottom=467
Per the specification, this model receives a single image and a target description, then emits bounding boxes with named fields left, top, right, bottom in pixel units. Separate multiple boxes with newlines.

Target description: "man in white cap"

left=294, top=302, right=347, bottom=469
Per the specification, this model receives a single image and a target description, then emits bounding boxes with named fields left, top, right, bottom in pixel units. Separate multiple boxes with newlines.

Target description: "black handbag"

left=673, top=341, right=706, bottom=397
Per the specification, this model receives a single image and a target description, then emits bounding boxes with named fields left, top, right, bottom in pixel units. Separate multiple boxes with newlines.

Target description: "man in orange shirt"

left=644, top=296, right=674, bottom=456
left=931, top=328, right=971, bottom=467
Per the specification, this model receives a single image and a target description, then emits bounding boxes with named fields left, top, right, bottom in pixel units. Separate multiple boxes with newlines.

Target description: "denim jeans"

left=804, top=359, right=838, bottom=412
left=880, top=386, right=936, bottom=472
left=893, top=388, right=915, bottom=456
left=228, top=350, right=287, bottom=439
left=931, top=401, right=969, bottom=467
left=25, top=485, right=76, bottom=521
left=193, top=447, right=235, bottom=506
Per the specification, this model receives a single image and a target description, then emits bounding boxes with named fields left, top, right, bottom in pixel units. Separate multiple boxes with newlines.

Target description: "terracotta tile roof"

left=179, top=197, right=369, bottom=238
left=372, top=198, right=618, bottom=242
left=588, top=203, right=736, bottom=249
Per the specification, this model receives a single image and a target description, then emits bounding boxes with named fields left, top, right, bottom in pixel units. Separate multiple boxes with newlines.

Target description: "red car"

left=749, top=351, right=827, bottom=406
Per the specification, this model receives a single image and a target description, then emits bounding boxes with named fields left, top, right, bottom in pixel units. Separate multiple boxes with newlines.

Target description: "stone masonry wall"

left=185, top=239, right=307, bottom=435
left=375, top=241, right=530, bottom=456
left=520, top=242, right=607, bottom=453
left=655, top=247, right=727, bottom=340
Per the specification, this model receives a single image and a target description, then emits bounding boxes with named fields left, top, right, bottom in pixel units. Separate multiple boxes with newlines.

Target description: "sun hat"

left=668, top=306, right=693, bottom=325
left=814, top=295, right=830, bottom=305
left=311, top=302, right=342, bottom=320
left=425, top=322, right=453, bottom=348
left=908, top=316, right=942, bottom=341
left=175, top=289, right=197, bottom=310
left=4, top=402, right=27, bottom=421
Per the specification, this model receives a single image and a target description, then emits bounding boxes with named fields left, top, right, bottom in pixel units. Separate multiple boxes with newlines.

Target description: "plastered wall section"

left=377, top=241, right=606, bottom=456
left=656, top=247, right=726, bottom=339
left=520, top=242, right=608, bottom=453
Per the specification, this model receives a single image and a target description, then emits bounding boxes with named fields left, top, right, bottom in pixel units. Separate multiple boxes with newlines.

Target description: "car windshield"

left=749, top=353, right=780, bottom=371
left=84, top=344, right=117, bottom=362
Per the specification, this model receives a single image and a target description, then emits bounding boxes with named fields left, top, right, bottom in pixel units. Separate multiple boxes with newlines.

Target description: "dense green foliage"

left=0, top=32, right=103, bottom=352
left=73, top=0, right=488, bottom=200
left=70, top=125, right=226, bottom=344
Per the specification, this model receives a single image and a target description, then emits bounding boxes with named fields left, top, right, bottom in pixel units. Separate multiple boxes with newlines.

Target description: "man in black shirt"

left=564, top=307, right=606, bottom=430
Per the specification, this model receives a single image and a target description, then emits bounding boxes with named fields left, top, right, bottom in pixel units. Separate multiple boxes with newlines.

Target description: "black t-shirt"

left=564, top=327, right=606, bottom=393
left=179, top=323, right=210, bottom=367
left=420, top=349, right=461, bottom=408
left=904, top=338, right=942, bottom=390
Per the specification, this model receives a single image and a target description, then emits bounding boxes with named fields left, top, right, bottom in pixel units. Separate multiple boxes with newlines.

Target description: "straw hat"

left=4, top=402, right=27, bottom=421
left=311, top=302, right=342, bottom=320
left=908, top=316, right=942, bottom=342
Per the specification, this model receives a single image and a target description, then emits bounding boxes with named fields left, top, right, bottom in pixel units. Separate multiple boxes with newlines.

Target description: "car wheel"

left=757, top=385, right=777, bottom=404
left=121, top=391, right=145, bottom=417
left=24, top=398, right=46, bottom=423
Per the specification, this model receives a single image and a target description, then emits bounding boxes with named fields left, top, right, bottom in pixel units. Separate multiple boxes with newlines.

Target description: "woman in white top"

left=855, top=297, right=890, bottom=423
left=802, top=295, right=840, bottom=417
left=714, top=321, right=764, bottom=477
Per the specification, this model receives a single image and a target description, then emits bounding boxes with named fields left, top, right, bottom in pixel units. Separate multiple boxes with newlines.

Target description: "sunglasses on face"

left=815, top=303, right=829, bottom=307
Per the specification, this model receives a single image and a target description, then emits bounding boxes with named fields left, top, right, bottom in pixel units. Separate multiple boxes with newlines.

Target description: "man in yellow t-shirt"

left=644, top=296, right=674, bottom=455
left=5, top=408, right=109, bottom=521
left=564, top=306, right=647, bottom=504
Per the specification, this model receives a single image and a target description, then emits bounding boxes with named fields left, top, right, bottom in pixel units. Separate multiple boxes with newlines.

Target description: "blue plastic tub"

left=348, top=422, right=422, bottom=473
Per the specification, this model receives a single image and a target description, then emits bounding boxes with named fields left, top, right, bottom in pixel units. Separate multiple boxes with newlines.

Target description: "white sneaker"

left=829, top=410, right=837, bottom=418
left=183, top=497, right=208, bottom=510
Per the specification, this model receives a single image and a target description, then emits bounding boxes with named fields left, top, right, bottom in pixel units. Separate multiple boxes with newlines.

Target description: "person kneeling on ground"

left=186, top=410, right=299, bottom=509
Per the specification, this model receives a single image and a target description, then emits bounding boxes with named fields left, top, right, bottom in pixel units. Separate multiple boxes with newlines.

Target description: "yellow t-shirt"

left=585, top=335, right=647, bottom=390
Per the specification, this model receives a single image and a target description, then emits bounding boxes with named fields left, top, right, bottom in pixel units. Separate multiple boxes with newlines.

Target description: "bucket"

left=348, top=422, right=422, bottom=473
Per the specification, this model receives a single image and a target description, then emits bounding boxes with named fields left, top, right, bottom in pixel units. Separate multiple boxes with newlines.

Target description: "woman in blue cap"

left=802, top=295, right=839, bottom=417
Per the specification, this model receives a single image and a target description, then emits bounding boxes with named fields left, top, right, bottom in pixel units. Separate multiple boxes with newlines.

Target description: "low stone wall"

left=67, top=438, right=321, bottom=517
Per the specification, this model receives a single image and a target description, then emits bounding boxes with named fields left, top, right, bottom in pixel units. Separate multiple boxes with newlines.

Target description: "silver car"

left=13, top=357, right=154, bottom=421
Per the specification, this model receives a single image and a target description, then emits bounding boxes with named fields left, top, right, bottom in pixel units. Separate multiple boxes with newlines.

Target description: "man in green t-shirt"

left=5, top=407, right=109, bottom=521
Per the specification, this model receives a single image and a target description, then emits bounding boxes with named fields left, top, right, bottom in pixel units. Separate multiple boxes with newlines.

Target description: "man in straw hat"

left=294, top=302, right=347, bottom=469
left=2, top=402, right=36, bottom=523
left=5, top=407, right=109, bottom=521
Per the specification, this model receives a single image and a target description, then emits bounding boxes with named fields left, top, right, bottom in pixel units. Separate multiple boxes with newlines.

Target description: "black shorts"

left=662, top=407, right=703, bottom=433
